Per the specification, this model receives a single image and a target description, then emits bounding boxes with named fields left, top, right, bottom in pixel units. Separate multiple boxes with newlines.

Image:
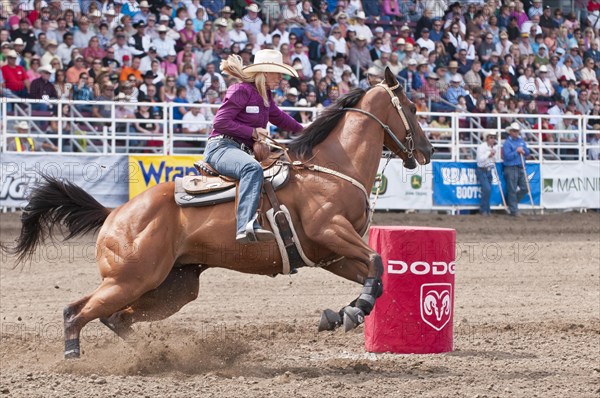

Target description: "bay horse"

left=5, top=68, right=433, bottom=358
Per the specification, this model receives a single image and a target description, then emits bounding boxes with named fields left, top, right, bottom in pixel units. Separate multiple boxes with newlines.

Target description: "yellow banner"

left=128, top=155, right=201, bottom=199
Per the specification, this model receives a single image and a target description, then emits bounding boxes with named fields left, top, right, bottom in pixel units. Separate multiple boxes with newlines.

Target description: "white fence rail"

left=1, top=98, right=599, bottom=162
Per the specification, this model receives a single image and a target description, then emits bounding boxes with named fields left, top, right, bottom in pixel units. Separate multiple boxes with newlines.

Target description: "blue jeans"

left=476, top=167, right=493, bottom=214
left=204, top=137, right=262, bottom=235
left=503, top=165, right=527, bottom=215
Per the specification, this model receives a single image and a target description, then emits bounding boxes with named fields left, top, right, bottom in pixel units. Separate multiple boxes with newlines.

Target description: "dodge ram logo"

left=420, top=283, right=452, bottom=331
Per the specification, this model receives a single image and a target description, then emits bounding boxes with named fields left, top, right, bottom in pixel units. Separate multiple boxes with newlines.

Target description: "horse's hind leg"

left=100, top=265, right=204, bottom=339
left=63, top=267, right=174, bottom=358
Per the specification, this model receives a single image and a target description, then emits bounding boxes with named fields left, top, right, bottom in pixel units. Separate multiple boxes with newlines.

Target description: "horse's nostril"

left=431, top=146, right=436, bottom=154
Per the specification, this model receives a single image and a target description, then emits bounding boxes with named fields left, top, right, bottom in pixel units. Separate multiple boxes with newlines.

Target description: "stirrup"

left=236, top=219, right=275, bottom=244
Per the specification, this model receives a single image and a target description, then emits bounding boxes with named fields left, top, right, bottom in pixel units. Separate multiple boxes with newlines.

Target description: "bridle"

left=341, top=82, right=415, bottom=158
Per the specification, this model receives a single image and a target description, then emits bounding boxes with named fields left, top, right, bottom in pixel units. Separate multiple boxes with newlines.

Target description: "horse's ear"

left=384, top=67, right=398, bottom=87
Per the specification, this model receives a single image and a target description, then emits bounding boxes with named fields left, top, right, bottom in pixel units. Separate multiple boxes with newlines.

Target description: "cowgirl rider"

left=204, top=50, right=303, bottom=244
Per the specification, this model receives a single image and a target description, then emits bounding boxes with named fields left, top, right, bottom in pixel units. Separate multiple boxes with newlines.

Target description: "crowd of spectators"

left=0, top=0, right=599, bottom=155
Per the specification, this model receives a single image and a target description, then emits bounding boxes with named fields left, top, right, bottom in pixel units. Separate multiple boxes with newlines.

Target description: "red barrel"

left=365, top=226, right=456, bottom=354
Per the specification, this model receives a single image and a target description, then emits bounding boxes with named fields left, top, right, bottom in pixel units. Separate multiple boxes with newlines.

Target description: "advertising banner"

left=371, top=159, right=433, bottom=210
left=0, top=154, right=129, bottom=208
left=129, top=155, right=200, bottom=199
left=432, top=162, right=541, bottom=206
left=542, top=163, right=600, bottom=209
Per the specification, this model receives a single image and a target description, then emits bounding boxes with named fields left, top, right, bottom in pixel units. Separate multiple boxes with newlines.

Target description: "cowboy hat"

left=296, top=98, right=308, bottom=107
left=483, top=131, right=497, bottom=139
left=139, top=1, right=150, bottom=8
left=286, top=87, right=299, bottom=96
left=6, top=49, right=18, bottom=58
left=221, top=6, right=233, bottom=13
left=356, top=11, right=366, bottom=19
left=451, top=74, right=463, bottom=83
left=246, top=3, right=260, bottom=13
left=507, top=122, right=521, bottom=132
left=367, top=66, right=382, bottom=76
left=214, top=18, right=228, bottom=27
left=38, top=65, right=55, bottom=74
left=243, top=49, right=298, bottom=77
left=15, top=121, right=29, bottom=130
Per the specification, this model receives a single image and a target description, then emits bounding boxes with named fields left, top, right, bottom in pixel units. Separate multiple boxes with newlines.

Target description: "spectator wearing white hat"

left=230, top=19, right=249, bottom=47
left=353, top=11, right=373, bottom=43
left=398, top=58, right=419, bottom=92
left=73, top=17, right=96, bottom=49
left=502, top=122, right=530, bottom=217
left=535, top=65, right=555, bottom=101
left=153, top=25, right=177, bottom=58
left=29, top=64, right=57, bottom=110
left=1, top=49, right=29, bottom=97
left=281, top=87, right=300, bottom=117
left=132, top=1, right=152, bottom=24
left=348, top=34, right=372, bottom=77
left=476, top=131, right=501, bottom=216
left=528, top=0, right=544, bottom=18
left=242, top=3, right=263, bottom=38
left=445, top=74, right=468, bottom=106
left=358, top=66, right=382, bottom=90
left=8, top=121, right=57, bottom=152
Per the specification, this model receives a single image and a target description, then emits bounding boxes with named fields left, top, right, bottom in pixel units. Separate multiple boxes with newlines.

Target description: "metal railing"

left=1, top=98, right=599, bottom=162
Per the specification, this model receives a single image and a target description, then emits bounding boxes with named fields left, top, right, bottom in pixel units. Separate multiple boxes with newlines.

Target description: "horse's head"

left=379, top=67, right=434, bottom=169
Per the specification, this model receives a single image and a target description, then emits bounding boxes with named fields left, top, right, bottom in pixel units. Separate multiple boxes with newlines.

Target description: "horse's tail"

left=6, top=175, right=111, bottom=264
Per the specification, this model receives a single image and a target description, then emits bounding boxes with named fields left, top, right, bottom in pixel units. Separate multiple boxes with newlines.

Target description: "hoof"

left=100, top=316, right=133, bottom=340
left=343, top=306, right=365, bottom=332
left=64, top=338, right=80, bottom=359
left=318, top=309, right=342, bottom=332
left=64, top=349, right=80, bottom=359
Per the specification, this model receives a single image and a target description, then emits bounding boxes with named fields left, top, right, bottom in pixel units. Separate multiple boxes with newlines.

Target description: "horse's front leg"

left=306, top=216, right=384, bottom=332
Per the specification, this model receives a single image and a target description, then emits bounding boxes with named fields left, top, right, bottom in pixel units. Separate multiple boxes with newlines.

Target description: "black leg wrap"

left=355, top=277, right=383, bottom=316
left=342, top=278, right=383, bottom=332
left=64, top=338, right=80, bottom=359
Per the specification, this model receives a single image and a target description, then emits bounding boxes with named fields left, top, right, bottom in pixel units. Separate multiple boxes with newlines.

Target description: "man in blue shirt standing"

left=502, top=122, right=531, bottom=217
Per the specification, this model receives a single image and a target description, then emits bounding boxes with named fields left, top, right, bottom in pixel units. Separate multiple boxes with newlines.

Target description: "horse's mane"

left=288, top=88, right=367, bottom=159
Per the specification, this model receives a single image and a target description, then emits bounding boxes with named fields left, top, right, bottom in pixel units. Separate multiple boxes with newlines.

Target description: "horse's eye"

left=410, top=105, right=416, bottom=114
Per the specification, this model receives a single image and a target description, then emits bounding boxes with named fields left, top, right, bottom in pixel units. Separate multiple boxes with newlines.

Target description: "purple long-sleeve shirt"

left=210, top=82, right=303, bottom=148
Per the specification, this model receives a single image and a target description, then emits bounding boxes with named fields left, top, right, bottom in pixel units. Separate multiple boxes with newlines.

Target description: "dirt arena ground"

left=0, top=211, right=599, bottom=397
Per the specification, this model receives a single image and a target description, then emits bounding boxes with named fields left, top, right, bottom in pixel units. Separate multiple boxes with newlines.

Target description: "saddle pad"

left=175, top=163, right=290, bottom=208
left=182, top=175, right=235, bottom=194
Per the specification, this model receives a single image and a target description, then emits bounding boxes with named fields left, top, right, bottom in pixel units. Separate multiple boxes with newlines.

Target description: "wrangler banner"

left=128, top=155, right=200, bottom=199
left=0, top=154, right=129, bottom=208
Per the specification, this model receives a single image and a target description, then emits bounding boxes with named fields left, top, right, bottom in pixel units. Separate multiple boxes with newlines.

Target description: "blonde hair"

left=220, top=54, right=269, bottom=106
